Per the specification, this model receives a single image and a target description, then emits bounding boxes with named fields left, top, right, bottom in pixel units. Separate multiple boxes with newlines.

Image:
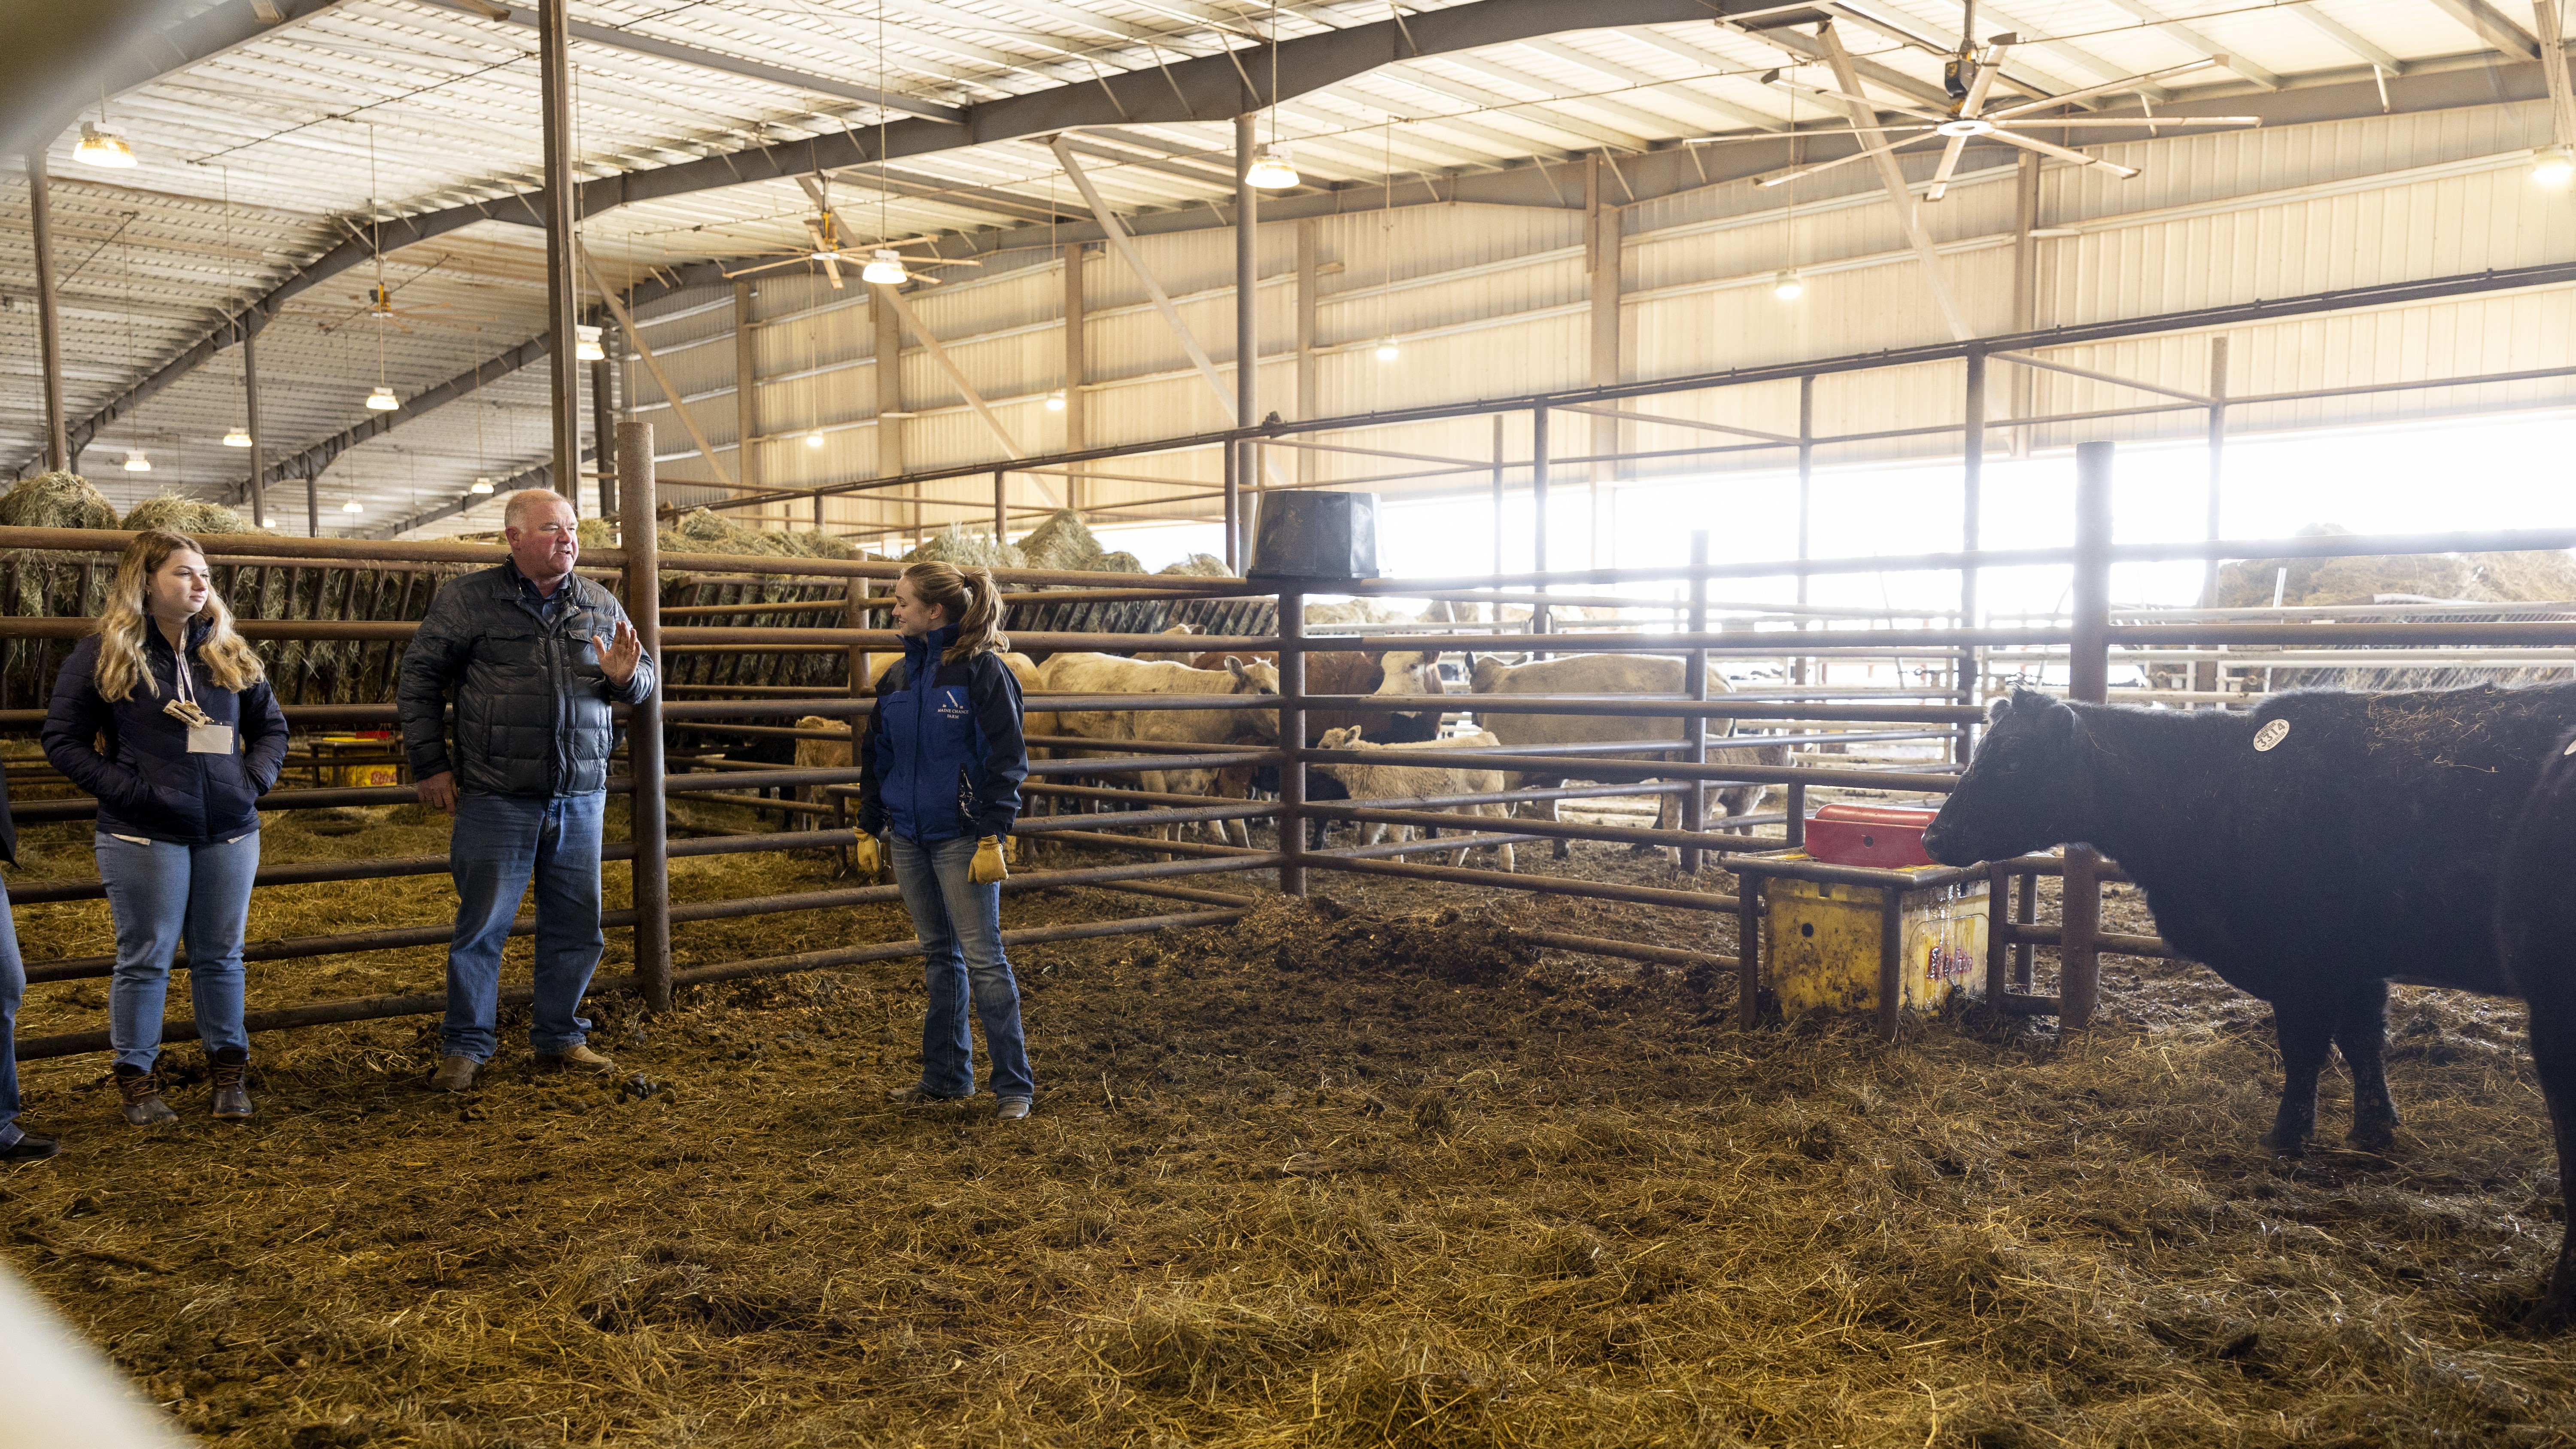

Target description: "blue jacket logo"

left=936, top=687, right=971, bottom=720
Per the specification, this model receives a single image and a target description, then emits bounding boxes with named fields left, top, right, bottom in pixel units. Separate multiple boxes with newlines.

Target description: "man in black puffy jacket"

left=399, top=489, right=655, bottom=1091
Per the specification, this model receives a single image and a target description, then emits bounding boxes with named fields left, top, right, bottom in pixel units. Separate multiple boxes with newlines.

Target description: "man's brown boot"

left=431, top=1055, right=480, bottom=1092
left=535, top=1043, right=615, bottom=1074
left=210, top=1048, right=252, bottom=1121
left=114, top=1065, right=178, bottom=1127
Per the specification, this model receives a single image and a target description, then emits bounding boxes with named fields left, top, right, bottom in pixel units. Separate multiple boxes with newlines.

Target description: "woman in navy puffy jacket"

left=855, top=561, right=1033, bottom=1119
left=43, top=530, right=288, bottom=1126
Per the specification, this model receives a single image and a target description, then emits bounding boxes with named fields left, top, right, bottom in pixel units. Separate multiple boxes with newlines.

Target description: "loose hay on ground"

left=0, top=819, right=2571, bottom=1446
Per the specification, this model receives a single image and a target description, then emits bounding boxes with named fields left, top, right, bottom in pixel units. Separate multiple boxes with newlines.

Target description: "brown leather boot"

left=210, top=1048, right=252, bottom=1121
left=114, top=1065, right=178, bottom=1127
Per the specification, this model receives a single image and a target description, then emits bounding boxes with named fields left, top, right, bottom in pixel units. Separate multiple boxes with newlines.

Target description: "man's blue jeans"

left=443, top=791, right=604, bottom=1063
left=95, top=831, right=259, bottom=1073
left=888, top=834, right=1033, bottom=1100
left=0, top=886, right=25, bottom=1148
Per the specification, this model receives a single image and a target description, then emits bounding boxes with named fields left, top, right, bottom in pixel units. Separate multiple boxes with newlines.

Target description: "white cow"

left=1310, top=726, right=1513, bottom=871
left=1038, top=652, right=1280, bottom=847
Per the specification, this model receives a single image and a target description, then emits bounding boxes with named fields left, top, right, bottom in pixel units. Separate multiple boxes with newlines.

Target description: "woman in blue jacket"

left=43, top=530, right=288, bottom=1126
left=856, top=561, right=1034, bottom=1119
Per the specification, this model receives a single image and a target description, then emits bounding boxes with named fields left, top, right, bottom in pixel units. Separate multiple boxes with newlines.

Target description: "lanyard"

left=168, top=636, right=197, bottom=710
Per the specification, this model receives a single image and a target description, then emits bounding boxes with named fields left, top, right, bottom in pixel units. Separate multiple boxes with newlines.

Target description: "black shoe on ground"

left=886, top=1084, right=969, bottom=1104
left=0, top=1133, right=59, bottom=1162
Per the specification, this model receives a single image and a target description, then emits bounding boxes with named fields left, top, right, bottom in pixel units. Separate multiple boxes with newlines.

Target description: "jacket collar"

left=147, top=614, right=212, bottom=657
left=502, top=557, right=581, bottom=606
left=905, top=624, right=960, bottom=671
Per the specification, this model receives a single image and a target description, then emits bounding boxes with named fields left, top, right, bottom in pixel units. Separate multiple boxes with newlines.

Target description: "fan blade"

left=900, top=255, right=984, bottom=267
left=805, top=219, right=831, bottom=253
left=1923, top=134, right=1970, bottom=201
left=1998, top=116, right=2261, bottom=126
left=1762, top=70, right=1950, bottom=122
left=722, top=256, right=813, bottom=279
left=1756, top=133, right=1936, bottom=188
left=1985, top=127, right=2141, bottom=178
left=1987, top=58, right=2233, bottom=121
left=819, top=253, right=846, bottom=289
left=1962, top=43, right=2006, bottom=117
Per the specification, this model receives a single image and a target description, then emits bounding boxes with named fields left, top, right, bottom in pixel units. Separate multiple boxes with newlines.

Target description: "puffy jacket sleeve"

left=239, top=675, right=290, bottom=795
left=970, top=651, right=1027, bottom=838
left=854, top=660, right=896, bottom=837
left=41, top=636, right=151, bottom=816
left=398, top=580, right=474, bottom=781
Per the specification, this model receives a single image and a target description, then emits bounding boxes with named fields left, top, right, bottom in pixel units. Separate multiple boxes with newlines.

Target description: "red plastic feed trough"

left=1804, top=804, right=1941, bottom=869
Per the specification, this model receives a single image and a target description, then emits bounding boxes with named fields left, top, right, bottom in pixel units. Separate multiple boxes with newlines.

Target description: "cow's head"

left=1922, top=688, right=2091, bottom=866
left=1468, top=654, right=1511, bottom=693
left=1316, top=725, right=1366, bottom=750
left=1377, top=650, right=1447, bottom=696
left=1220, top=656, right=1280, bottom=696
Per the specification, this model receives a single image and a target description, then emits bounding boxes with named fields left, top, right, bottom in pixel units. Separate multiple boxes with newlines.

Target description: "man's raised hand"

left=593, top=618, right=642, bottom=687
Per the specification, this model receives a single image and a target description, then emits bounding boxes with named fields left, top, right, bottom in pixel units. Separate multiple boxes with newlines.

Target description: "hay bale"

left=0, top=471, right=117, bottom=532
left=2211, top=523, right=2576, bottom=607
left=1084, top=550, right=1144, bottom=576
left=120, top=493, right=270, bottom=537
left=1159, top=553, right=1230, bottom=578
left=905, top=523, right=1023, bottom=570
left=576, top=518, right=619, bottom=551
left=1303, top=598, right=1416, bottom=627
left=1018, top=510, right=1103, bottom=573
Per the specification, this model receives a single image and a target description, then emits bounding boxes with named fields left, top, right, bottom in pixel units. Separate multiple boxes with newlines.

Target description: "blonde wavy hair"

left=903, top=561, right=1008, bottom=664
left=92, top=530, right=266, bottom=702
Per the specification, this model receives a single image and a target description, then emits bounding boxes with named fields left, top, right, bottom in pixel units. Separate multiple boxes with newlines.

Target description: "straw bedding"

left=0, top=811, right=2570, bottom=1446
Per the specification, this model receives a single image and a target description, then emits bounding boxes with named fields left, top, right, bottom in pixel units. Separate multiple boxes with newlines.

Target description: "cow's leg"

left=2520, top=972, right=2576, bottom=1327
left=1547, top=795, right=1572, bottom=860
left=2497, top=780, right=2576, bottom=1327
left=2262, top=992, right=2338, bottom=1154
left=2334, top=976, right=2401, bottom=1153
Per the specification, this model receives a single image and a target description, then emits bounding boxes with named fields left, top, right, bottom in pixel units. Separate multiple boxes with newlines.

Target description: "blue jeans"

left=443, top=792, right=605, bottom=1063
left=0, top=886, right=24, bottom=1147
left=95, top=831, right=259, bottom=1073
left=889, top=834, right=1033, bottom=1100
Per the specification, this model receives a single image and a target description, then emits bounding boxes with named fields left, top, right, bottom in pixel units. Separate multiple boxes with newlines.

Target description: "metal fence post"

left=1680, top=529, right=1708, bottom=872
left=618, top=419, right=673, bottom=1012
left=1959, top=349, right=1985, bottom=763
left=2060, top=440, right=2114, bottom=1030
left=1531, top=404, right=1550, bottom=655
left=1276, top=586, right=1306, bottom=896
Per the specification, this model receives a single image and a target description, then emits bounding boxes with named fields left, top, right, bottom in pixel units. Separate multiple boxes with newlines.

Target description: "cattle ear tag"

left=2562, top=737, right=2576, bottom=756
left=2252, top=719, right=2291, bottom=753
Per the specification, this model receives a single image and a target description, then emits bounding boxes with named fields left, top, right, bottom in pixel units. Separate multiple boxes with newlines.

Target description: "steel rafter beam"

left=2426, top=0, right=2543, bottom=60
left=367, top=446, right=589, bottom=540
left=1, top=0, right=344, bottom=156
left=36, top=0, right=1740, bottom=479
left=1814, top=21, right=1973, bottom=341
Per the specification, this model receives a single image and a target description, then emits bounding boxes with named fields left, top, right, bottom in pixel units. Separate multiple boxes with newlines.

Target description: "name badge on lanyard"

left=170, top=653, right=234, bottom=755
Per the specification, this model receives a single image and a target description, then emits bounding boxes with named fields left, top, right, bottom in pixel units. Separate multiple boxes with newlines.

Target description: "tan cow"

left=1467, top=653, right=1771, bottom=859
left=1311, top=726, right=1513, bottom=871
left=1038, top=652, right=1279, bottom=846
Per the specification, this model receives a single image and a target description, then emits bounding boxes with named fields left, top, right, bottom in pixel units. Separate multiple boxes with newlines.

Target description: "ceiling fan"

left=316, top=254, right=498, bottom=334
left=1756, top=40, right=2259, bottom=199
left=720, top=208, right=983, bottom=289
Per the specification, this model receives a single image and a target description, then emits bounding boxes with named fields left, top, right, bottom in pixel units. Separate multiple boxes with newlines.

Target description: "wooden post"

left=25, top=151, right=68, bottom=474
left=1276, top=587, right=1306, bottom=897
left=1680, top=530, right=1709, bottom=872
left=619, top=419, right=672, bottom=1012
left=2060, top=440, right=2114, bottom=1030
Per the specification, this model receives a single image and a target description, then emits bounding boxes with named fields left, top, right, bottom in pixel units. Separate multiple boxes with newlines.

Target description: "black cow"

left=1924, top=685, right=2576, bottom=1322
left=2497, top=744, right=2576, bottom=1325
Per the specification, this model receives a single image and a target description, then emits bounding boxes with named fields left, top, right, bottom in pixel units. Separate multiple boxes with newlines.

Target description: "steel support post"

left=993, top=468, right=1008, bottom=544
left=845, top=576, right=873, bottom=699
left=2202, top=335, right=2230, bottom=606
left=1489, top=415, right=1506, bottom=584
left=244, top=326, right=267, bottom=530
left=1784, top=780, right=1805, bottom=851
left=538, top=0, right=582, bottom=508
left=1531, top=405, right=1550, bottom=652
left=1235, top=110, right=1260, bottom=575
left=592, top=352, right=617, bottom=518
left=1222, top=440, right=1240, bottom=572
left=2060, top=440, right=2114, bottom=1030
left=1680, top=530, right=1710, bottom=872
left=1984, top=861, right=2013, bottom=1001
left=306, top=473, right=319, bottom=538
left=26, top=151, right=69, bottom=474
left=1959, top=349, right=1986, bottom=763
left=1794, top=374, right=1815, bottom=685
left=619, top=419, right=673, bottom=1012
left=734, top=279, right=758, bottom=496
left=1275, top=588, right=1308, bottom=895
left=1062, top=242, right=1086, bottom=511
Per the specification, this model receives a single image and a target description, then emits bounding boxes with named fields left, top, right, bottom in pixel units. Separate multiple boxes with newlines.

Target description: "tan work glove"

left=850, top=834, right=882, bottom=876
left=969, top=835, right=1009, bottom=885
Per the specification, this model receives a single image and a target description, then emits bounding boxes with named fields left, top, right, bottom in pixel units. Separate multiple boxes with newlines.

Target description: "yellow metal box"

left=313, top=734, right=402, bottom=789
left=1765, top=863, right=1988, bottom=1018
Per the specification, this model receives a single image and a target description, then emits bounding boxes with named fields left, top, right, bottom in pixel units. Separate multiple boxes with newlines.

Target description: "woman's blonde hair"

left=903, top=561, right=1007, bottom=663
left=93, top=530, right=266, bottom=702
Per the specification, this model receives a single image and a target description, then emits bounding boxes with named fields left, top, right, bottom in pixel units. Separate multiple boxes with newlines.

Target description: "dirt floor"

left=3, top=806, right=2573, bottom=1447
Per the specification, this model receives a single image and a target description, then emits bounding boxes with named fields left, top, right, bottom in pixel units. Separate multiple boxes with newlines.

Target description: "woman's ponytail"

left=903, top=561, right=1009, bottom=662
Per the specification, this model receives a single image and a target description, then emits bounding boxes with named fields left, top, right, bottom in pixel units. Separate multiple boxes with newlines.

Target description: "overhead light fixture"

left=365, top=385, right=400, bottom=411
left=342, top=500, right=364, bottom=513
left=76, top=122, right=137, bottom=169
left=222, top=426, right=252, bottom=448
left=1374, top=337, right=1400, bottom=362
left=576, top=323, right=606, bottom=361
left=469, top=476, right=495, bottom=495
left=1244, top=145, right=1300, bottom=190
left=2534, top=145, right=2576, bottom=187
left=122, top=450, right=152, bottom=473
left=1045, top=390, right=1066, bottom=412
left=804, top=428, right=826, bottom=449
left=860, top=249, right=908, bottom=286
left=1773, top=268, right=1806, bottom=301
left=1935, top=117, right=1996, bottom=137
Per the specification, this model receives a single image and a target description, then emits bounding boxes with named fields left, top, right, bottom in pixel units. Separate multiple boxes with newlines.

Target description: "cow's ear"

left=1225, top=656, right=1248, bottom=680
left=1987, top=695, right=2014, bottom=724
left=2039, top=699, right=2077, bottom=748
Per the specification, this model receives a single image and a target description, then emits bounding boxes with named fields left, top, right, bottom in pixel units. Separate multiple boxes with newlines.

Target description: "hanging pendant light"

left=365, top=385, right=400, bottom=411
left=1374, top=337, right=1400, bottom=362
left=76, top=121, right=137, bottom=169
left=1045, top=390, right=1067, bottom=412
left=1773, top=268, right=1806, bottom=301
left=861, top=249, right=908, bottom=286
left=341, top=500, right=364, bottom=514
left=122, top=449, right=152, bottom=472
left=1244, top=145, right=1300, bottom=189
left=222, top=426, right=252, bottom=448
left=576, top=323, right=607, bottom=361
left=2534, top=145, right=2576, bottom=187
left=469, top=476, right=495, bottom=495
left=804, top=428, right=826, bottom=448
